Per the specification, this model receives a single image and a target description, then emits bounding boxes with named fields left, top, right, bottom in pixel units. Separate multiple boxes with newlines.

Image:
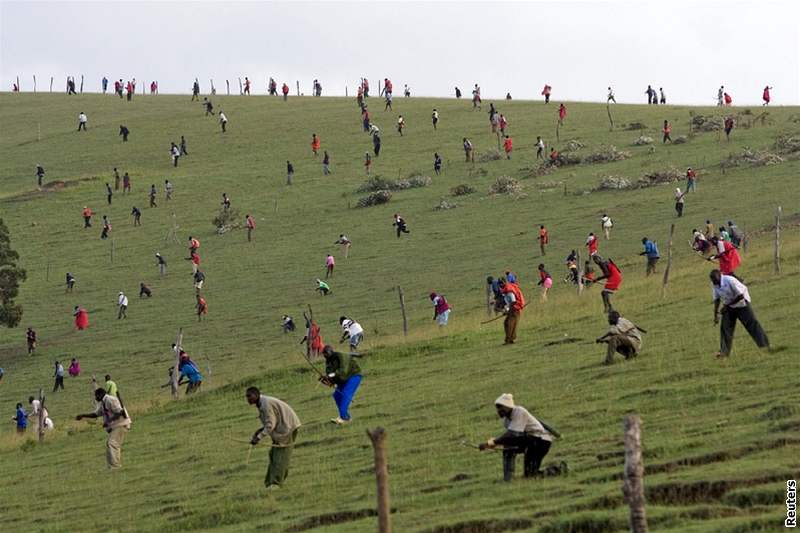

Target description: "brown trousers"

left=504, top=309, right=521, bottom=344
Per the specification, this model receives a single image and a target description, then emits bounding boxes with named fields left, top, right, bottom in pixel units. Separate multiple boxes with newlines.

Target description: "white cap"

left=494, top=393, right=515, bottom=409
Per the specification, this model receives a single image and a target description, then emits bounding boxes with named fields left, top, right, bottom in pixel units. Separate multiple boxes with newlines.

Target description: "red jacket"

left=587, top=236, right=598, bottom=255
left=716, top=240, right=741, bottom=274
left=503, top=282, right=525, bottom=312
left=282, top=84, right=289, bottom=95
left=605, top=261, right=622, bottom=290
left=503, top=138, right=513, bottom=153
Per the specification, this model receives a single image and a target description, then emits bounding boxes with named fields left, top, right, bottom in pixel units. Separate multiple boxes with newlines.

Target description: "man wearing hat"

left=479, top=394, right=560, bottom=481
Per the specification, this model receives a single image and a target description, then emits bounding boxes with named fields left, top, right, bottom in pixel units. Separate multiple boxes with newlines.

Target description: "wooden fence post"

left=296, top=80, right=300, bottom=96
left=623, top=415, right=648, bottom=533
left=774, top=206, right=781, bottom=274
left=80, top=75, right=84, bottom=93
left=172, top=328, right=184, bottom=399
left=226, top=80, right=230, bottom=95
left=577, top=251, right=584, bottom=295
left=661, top=224, right=675, bottom=295
left=742, top=224, right=748, bottom=253
left=238, top=77, right=243, bottom=95
left=33, top=75, right=37, bottom=92
left=50, top=76, right=53, bottom=92
left=367, top=427, right=392, bottom=533
left=37, top=388, right=45, bottom=443
left=397, top=287, right=408, bottom=336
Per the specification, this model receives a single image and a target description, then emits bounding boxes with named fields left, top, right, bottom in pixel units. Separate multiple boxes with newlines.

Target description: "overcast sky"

left=2, top=0, right=799, bottom=105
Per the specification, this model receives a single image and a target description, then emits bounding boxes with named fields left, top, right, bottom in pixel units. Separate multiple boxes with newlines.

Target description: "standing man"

left=536, top=136, right=545, bottom=159
left=500, top=278, right=525, bottom=345
left=53, top=360, right=65, bottom=391
left=77, top=111, right=88, bottom=131
left=165, top=179, right=173, bottom=200
left=105, top=183, right=113, bottom=205
left=659, top=87, right=666, bottom=104
left=26, top=327, right=37, bottom=354
left=639, top=237, right=660, bottom=276
left=117, top=291, right=128, bottom=319
left=434, top=152, right=442, bottom=175
left=66, top=272, right=76, bottom=292
left=180, top=136, right=188, bottom=156
left=192, top=79, right=200, bottom=101
left=171, top=143, right=181, bottom=167
left=282, top=83, right=289, bottom=100
left=596, top=311, right=645, bottom=365
left=76, top=387, right=132, bottom=469
left=131, top=206, right=141, bottom=226
left=709, top=236, right=741, bottom=276
left=325, top=254, right=335, bottom=278
left=503, top=135, right=513, bottom=159
left=334, top=234, right=352, bottom=258
left=311, top=134, right=320, bottom=157
left=156, top=253, right=167, bottom=277
left=196, top=294, right=208, bottom=321
left=123, top=172, right=131, bottom=193
left=558, top=104, right=566, bottom=125
left=322, top=151, right=331, bottom=175
left=430, top=292, right=451, bottom=326
left=674, top=188, right=686, bottom=217
left=431, top=108, right=439, bottom=130
left=321, top=345, right=363, bottom=425
left=219, top=111, right=228, bottom=133
left=119, top=125, right=130, bottom=142
left=286, top=160, right=294, bottom=185
left=193, top=270, right=205, bottom=292
left=13, top=403, right=27, bottom=434
left=710, top=269, right=769, bottom=358
left=586, top=232, right=599, bottom=256
left=104, top=374, right=118, bottom=397
left=102, top=76, right=109, bottom=94
left=149, top=184, right=157, bottom=208
left=592, top=255, right=622, bottom=313
left=538, top=225, right=548, bottom=256
left=662, top=120, right=672, bottom=143
left=478, top=394, right=560, bottom=481
left=36, top=164, right=45, bottom=188
left=246, top=387, right=302, bottom=490
left=396, top=114, right=405, bottom=136
left=607, top=87, right=616, bottom=103
left=245, top=214, right=256, bottom=242
left=686, top=167, right=697, bottom=192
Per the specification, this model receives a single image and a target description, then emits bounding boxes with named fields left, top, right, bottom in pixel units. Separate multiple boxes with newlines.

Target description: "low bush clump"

left=489, top=176, right=525, bottom=197
left=633, top=135, right=654, bottom=146
left=450, top=184, right=476, bottom=196
left=356, top=190, right=392, bottom=208
left=583, top=145, right=631, bottom=163
left=356, top=175, right=431, bottom=193
left=721, top=148, right=784, bottom=168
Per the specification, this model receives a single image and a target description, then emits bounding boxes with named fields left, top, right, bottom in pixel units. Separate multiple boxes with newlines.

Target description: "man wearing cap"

left=710, top=269, right=769, bottom=358
left=596, top=310, right=645, bottom=365
left=479, top=394, right=560, bottom=481
left=321, top=345, right=362, bottom=425
left=76, top=387, right=132, bottom=468
left=246, top=386, right=301, bottom=490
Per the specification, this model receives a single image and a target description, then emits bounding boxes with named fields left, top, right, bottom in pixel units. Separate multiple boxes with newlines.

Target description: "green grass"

left=0, top=93, right=798, bottom=532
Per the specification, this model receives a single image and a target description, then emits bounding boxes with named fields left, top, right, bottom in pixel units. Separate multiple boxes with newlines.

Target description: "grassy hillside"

left=0, top=93, right=798, bottom=532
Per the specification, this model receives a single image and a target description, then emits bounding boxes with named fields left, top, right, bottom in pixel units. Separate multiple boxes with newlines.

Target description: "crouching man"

left=479, top=393, right=565, bottom=481
left=596, top=310, right=645, bottom=365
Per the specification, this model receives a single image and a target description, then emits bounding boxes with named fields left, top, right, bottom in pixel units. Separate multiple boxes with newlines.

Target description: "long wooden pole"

left=485, top=280, right=492, bottom=316
left=367, top=427, right=392, bottom=533
left=623, top=415, right=648, bottom=533
left=662, top=224, right=675, bottom=295
left=397, top=287, right=408, bottom=336
left=37, top=388, right=45, bottom=443
left=774, top=206, right=781, bottom=274
left=49, top=76, right=53, bottom=92
left=577, top=251, right=584, bottom=295
left=172, top=328, right=183, bottom=398
left=33, top=75, right=37, bottom=93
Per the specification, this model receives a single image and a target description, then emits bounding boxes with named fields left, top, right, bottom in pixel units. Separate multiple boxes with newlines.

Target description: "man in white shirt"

left=219, top=111, right=228, bottom=133
left=339, top=316, right=364, bottom=349
left=28, top=396, right=54, bottom=429
left=77, top=112, right=88, bottom=131
left=478, top=394, right=564, bottom=481
left=600, top=214, right=613, bottom=239
left=710, top=269, right=769, bottom=358
left=117, top=291, right=128, bottom=319
left=76, top=387, right=132, bottom=468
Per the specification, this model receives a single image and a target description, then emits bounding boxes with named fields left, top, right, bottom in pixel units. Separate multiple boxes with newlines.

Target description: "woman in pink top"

left=325, top=254, right=335, bottom=279
left=68, top=358, right=81, bottom=377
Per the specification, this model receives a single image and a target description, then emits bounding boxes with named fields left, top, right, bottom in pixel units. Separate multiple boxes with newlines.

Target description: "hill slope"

left=0, top=93, right=798, bottom=532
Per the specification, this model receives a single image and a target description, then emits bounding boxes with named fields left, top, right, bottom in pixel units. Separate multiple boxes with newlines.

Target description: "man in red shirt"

left=593, top=255, right=622, bottom=313
left=190, top=251, right=200, bottom=274
left=82, top=206, right=93, bottom=228
left=503, top=135, right=513, bottom=159
left=586, top=233, right=598, bottom=256
left=500, top=278, right=525, bottom=345
left=282, top=83, right=289, bottom=101
left=245, top=214, right=256, bottom=242
left=538, top=225, right=549, bottom=256
left=558, top=104, right=566, bottom=125
left=709, top=236, right=741, bottom=276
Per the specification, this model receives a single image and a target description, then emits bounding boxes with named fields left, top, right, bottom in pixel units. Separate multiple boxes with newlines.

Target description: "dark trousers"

left=84, top=216, right=92, bottom=228
left=504, top=309, right=520, bottom=343
left=676, top=202, right=684, bottom=217
left=53, top=375, right=64, bottom=391
left=502, top=435, right=551, bottom=481
left=395, top=224, right=409, bottom=238
left=646, top=257, right=659, bottom=275
left=720, top=304, right=769, bottom=356
left=78, top=122, right=86, bottom=131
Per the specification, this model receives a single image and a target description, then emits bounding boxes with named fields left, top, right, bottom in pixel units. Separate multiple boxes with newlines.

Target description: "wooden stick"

left=485, top=280, right=492, bottom=316
left=662, top=224, right=675, bottom=295
left=33, top=75, right=36, bottom=93
left=606, top=102, right=614, bottom=131
left=296, top=80, right=300, bottom=96
left=367, top=427, right=392, bottom=533
left=110, top=240, right=114, bottom=263
left=397, top=286, right=408, bottom=336
left=49, top=76, right=53, bottom=92
left=80, top=75, right=84, bottom=93
left=226, top=80, right=230, bottom=96
left=577, top=250, right=584, bottom=295
left=774, top=206, right=781, bottom=274
left=622, top=415, right=648, bottom=533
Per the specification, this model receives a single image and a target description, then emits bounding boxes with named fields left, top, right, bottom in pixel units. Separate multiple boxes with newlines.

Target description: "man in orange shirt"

left=500, top=278, right=525, bottom=345
left=662, top=120, right=672, bottom=143
left=538, top=225, right=549, bottom=256
left=503, top=135, right=513, bottom=159
left=82, top=206, right=93, bottom=228
left=311, top=134, right=321, bottom=157
left=196, top=295, right=208, bottom=321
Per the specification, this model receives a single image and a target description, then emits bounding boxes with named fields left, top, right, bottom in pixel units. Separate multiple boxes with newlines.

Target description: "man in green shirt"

left=246, top=387, right=301, bottom=490
left=321, top=345, right=362, bottom=425
left=316, top=279, right=331, bottom=296
left=104, top=374, right=118, bottom=397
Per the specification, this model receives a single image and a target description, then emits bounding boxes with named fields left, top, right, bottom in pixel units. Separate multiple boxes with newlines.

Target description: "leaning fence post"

left=397, top=286, right=408, bottom=336
left=296, top=80, right=300, bottom=96
left=37, top=388, right=45, bottom=443
left=623, top=414, right=648, bottom=533
left=774, top=206, right=781, bottom=274
left=172, top=328, right=183, bottom=399
left=367, top=427, right=392, bottom=533
left=485, top=279, right=492, bottom=316
left=226, top=80, right=230, bottom=95
left=661, top=224, right=675, bottom=295
left=50, top=76, right=53, bottom=92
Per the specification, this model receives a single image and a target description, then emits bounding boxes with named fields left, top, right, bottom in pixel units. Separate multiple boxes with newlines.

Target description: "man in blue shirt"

left=14, top=403, right=27, bottom=434
left=639, top=237, right=660, bottom=276
left=178, top=356, right=203, bottom=394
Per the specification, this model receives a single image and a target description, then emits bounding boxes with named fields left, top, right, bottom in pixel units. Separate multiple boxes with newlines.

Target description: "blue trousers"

left=333, top=375, right=362, bottom=420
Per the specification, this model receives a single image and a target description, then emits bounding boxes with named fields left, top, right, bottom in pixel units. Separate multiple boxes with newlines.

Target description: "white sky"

left=1, top=0, right=799, bottom=105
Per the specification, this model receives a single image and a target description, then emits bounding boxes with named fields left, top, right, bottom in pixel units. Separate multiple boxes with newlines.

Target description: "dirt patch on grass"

left=295, top=436, right=341, bottom=449
left=646, top=438, right=800, bottom=475
left=760, top=405, right=796, bottom=420
left=3, top=177, right=97, bottom=203
left=425, top=518, right=533, bottom=533
left=646, top=474, right=788, bottom=505
left=286, top=508, right=396, bottom=532
left=539, top=515, right=623, bottom=533
left=543, top=337, right=582, bottom=347
left=420, top=484, right=451, bottom=494
left=450, top=473, right=471, bottom=482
